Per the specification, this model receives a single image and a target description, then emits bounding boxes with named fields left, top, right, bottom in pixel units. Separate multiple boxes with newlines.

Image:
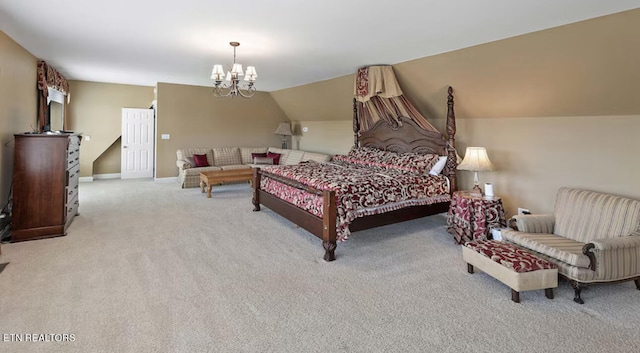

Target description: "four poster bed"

left=252, top=66, right=458, bottom=261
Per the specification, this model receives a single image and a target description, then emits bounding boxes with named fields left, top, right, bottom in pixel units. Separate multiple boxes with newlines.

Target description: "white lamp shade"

left=225, top=71, right=232, bottom=82
left=457, top=147, right=495, bottom=172
left=245, top=66, right=257, bottom=77
left=211, top=65, right=225, bottom=80
left=231, top=63, right=244, bottom=75
left=274, top=122, right=292, bottom=136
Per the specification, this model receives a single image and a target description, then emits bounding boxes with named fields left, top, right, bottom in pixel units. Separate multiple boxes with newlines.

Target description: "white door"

left=121, top=108, right=154, bottom=179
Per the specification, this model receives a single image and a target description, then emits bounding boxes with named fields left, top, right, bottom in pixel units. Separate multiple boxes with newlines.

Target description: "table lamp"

left=274, top=122, right=293, bottom=149
left=457, top=147, right=494, bottom=194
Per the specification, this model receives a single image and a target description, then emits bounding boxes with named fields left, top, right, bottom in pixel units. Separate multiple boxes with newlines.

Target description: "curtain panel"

left=354, top=65, right=439, bottom=134
left=36, top=61, right=70, bottom=132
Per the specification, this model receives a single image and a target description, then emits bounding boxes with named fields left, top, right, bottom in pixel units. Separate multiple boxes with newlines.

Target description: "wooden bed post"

left=252, top=168, right=261, bottom=212
left=445, top=86, right=458, bottom=193
left=322, top=190, right=337, bottom=261
left=353, top=98, right=360, bottom=148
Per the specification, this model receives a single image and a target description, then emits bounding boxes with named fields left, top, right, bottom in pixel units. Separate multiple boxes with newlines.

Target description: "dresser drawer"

left=66, top=163, right=80, bottom=187
left=66, top=183, right=79, bottom=204
left=65, top=195, right=79, bottom=228
left=67, top=146, right=80, bottom=169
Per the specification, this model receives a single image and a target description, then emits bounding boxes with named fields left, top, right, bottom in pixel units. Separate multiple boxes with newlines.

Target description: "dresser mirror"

left=46, top=87, right=65, bottom=132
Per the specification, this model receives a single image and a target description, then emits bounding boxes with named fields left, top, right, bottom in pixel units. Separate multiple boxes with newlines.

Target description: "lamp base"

left=472, top=184, right=483, bottom=194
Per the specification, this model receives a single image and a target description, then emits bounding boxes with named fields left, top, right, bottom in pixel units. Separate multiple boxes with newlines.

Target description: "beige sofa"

left=176, top=147, right=331, bottom=188
left=502, top=187, right=640, bottom=304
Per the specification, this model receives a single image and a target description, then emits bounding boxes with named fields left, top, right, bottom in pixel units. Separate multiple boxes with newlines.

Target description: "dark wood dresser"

left=11, top=133, right=81, bottom=242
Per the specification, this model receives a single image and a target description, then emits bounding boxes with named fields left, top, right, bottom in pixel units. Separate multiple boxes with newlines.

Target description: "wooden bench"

left=199, top=169, right=254, bottom=198
left=462, top=240, right=558, bottom=303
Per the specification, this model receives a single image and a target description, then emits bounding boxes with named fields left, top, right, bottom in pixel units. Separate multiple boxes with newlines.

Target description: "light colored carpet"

left=1, top=179, right=639, bottom=353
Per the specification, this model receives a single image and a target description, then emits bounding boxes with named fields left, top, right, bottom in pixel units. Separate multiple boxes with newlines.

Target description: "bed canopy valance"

left=353, top=65, right=439, bottom=133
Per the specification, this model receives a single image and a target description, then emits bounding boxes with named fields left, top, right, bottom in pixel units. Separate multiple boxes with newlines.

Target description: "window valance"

left=37, top=60, right=69, bottom=98
left=36, top=61, right=70, bottom=132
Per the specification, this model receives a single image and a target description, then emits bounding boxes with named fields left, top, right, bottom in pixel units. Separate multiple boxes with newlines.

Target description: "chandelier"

left=211, top=42, right=258, bottom=98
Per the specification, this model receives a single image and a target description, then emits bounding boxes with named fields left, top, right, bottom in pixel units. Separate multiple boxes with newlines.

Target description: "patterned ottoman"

left=462, top=240, right=558, bottom=303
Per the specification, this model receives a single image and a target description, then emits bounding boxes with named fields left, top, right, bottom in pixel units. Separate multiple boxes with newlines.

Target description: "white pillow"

left=184, top=156, right=195, bottom=168
left=253, top=156, right=274, bottom=165
left=428, top=156, right=447, bottom=176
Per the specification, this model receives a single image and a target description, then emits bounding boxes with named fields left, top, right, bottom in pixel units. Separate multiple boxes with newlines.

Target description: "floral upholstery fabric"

left=335, top=147, right=440, bottom=175
left=447, top=191, right=506, bottom=244
left=260, top=160, right=450, bottom=241
left=464, top=240, right=558, bottom=273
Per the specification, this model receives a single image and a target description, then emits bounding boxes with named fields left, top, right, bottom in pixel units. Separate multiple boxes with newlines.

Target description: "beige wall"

left=291, top=120, right=353, bottom=155
left=93, top=137, right=122, bottom=175
left=455, top=115, right=640, bottom=216
left=270, top=8, right=640, bottom=217
left=270, top=75, right=354, bottom=122
left=0, top=30, right=37, bottom=204
left=155, top=82, right=287, bottom=178
left=67, top=81, right=154, bottom=177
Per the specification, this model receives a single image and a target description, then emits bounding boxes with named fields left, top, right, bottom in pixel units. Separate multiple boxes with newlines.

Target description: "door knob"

left=123, top=146, right=128, bottom=148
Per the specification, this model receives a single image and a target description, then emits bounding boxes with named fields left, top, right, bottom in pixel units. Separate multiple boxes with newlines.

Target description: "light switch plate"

left=161, top=134, right=170, bottom=140
left=302, top=127, right=309, bottom=132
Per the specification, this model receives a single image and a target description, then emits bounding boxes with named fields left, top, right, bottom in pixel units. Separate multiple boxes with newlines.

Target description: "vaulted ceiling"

left=1, top=0, right=639, bottom=91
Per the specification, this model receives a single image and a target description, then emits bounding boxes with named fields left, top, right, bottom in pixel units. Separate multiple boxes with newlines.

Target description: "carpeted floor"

left=0, top=179, right=639, bottom=353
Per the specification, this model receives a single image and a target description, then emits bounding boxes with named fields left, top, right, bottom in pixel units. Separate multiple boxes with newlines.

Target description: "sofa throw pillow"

left=251, top=152, right=267, bottom=160
left=266, top=152, right=281, bottom=165
left=184, top=156, right=195, bottom=168
left=193, top=154, right=209, bottom=167
left=253, top=156, right=274, bottom=165
left=241, top=147, right=268, bottom=164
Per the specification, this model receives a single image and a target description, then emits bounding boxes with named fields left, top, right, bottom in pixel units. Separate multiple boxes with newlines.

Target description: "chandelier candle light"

left=457, top=147, right=495, bottom=195
left=211, top=42, right=257, bottom=98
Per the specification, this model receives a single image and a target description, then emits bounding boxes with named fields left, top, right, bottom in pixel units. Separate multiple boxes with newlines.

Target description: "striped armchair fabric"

left=502, top=187, right=640, bottom=304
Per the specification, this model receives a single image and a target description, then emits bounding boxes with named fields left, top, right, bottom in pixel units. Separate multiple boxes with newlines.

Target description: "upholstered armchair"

left=501, top=187, right=640, bottom=304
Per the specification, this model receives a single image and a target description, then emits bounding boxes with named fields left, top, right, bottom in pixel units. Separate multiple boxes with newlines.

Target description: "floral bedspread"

left=260, top=160, right=450, bottom=241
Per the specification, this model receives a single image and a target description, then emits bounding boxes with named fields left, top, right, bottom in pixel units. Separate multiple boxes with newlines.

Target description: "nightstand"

left=447, top=190, right=507, bottom=244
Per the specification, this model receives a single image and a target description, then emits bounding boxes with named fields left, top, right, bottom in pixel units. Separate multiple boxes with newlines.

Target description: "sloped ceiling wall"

left=271, top=8, right=640, bottom=126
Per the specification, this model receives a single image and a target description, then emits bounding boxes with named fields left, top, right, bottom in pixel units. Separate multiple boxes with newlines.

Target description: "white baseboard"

left=154, top=177, right=178, bottom=183
left=82, top=175, right=176, bottom=182
left=94, top=173, right=121, bottom=180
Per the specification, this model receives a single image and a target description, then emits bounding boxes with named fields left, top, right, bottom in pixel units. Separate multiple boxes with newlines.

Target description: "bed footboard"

left=252, top=168, right=338, bottom=261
